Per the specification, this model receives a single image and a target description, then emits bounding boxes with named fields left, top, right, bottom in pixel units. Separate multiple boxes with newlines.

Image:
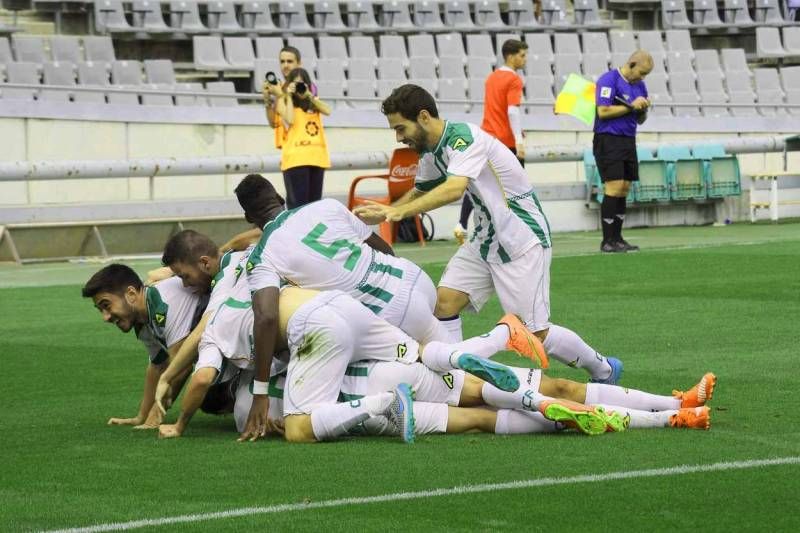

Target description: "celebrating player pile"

left=82, top=84, right=716, bottom=445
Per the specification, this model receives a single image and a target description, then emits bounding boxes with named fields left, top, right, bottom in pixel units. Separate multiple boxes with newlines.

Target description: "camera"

left=295, top=82, right=307, bottom=95
left=265, top=71, right=278, bottom=85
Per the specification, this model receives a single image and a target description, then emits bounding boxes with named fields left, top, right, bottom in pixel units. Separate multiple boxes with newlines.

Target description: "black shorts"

left=593, top=133, right=639, bottom=182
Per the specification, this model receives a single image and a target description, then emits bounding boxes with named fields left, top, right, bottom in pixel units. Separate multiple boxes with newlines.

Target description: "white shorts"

left=361, top=402, right=449, bottom=436
left=341, top=361, right=465, bottom=406
left=283, top=291, right=420, bottom=416
left=439, top=243, right=552, bottom=332
left=233, top=370, right=255, bottom=433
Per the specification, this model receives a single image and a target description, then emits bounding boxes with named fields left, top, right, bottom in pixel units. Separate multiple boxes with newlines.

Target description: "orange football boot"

left=673, top=372, right=716, bottom=408
left=669, top=406, right=711, bottom=430
left=497, top=313, right=549, bottom=369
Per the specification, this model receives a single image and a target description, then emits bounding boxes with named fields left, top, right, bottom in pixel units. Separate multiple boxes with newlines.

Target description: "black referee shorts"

left=593, top=133, right=639, bottom=182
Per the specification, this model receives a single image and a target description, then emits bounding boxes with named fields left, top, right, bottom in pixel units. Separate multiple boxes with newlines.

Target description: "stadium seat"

left=721, top=48, right=750, bottom=76
left=524, top=33, right=554, bottom=63
left=206, top=1, right=245, bottom=34
left=553, top=54, right=582, bottom=91
left=316, top=79, right=345, bottom=107
left=573, top=0, right=611, bottom=28
left=467, top=78, right=485, bottom=114
left=781, top=65, right=800, bottom=90
left=50, top=36, right=82, bottom=64
left=554, top=32, right=582, bottom=57
left=168, top=1, right=207, bottom=35
left=474, top=0, right=506, bottom=30
left=379, top=35, right=408, bottom=63
left=193, top=36, right=232, bottom=72
left=130, top=0, right=172, bottom=36
left=506, top=0, right=541, bottom=30
left=175, top=82, right=206, bottom=106
left=666, top=51, right=697, bottom=79
left=41, top=61, right=75, bottom=103
left=413, top=0, right=446, bottom=30
left=581, top=32, right=611, bottom=61
left=111, top=60, right=143, bottom=86
left=541, top=0, right=574, bottom=28
left=349, top=35, right=378, bottom=62
left=753, top=0, right=787, bottom=25
left=287, top=36, right=318, bottom=71
left=637, top=31, right=666, bottom=56
left=408, top=34, right=437, bottom=60
left=12, top=35, right=47, bottom=63
left=278, top=1, right=316, bottom=33
left=443, top=0, right=475, bottom=30
left=692, top=143, right=741, bottom=198
left=694, top=50, right=724, bottom=79
left=609, top=30, right=636, bottom=54
left=348, top=57, right=377, bottom=80
left=439, top=59, right=466, bottom=79
left=785, top=90, right=800, bottom=117
left=95, top=0, right=134, bottom=35
left=465, top=33, right=495, bottom=63
left=494, top=33, right=521, bottom=64
left=378, top=57, right=407, bottom=80
left=144, top=59, right=176, bottom=85
left=380, top=1, right=416, bottom=32
left=317, top=58, right=346, bottom=81
left=727, top=90, right=759, bottom=117
left=0, top=36, right=12, bottom=65
left=525, top=82, right=554, bottom=115
left=255, top=37, right=284, bottom=60
left=346, top=79, right=377, bottom=109
left=140, top=83, right=173, bottom=106
left=646, top=75, right=674, bottom=117
left=241, top=2, right=279, bottom=35
left=754, top=68, right=785, bottom=116
left=76, top=61, right=110, bottom=104
left=436, top=33, right=466, bottom=59
left=437, top=77, right=468, bottom=113
left=636, top=147, right=670, bottom=202
left=312, top=1, right=348, bottom=33
left=783, top=27, right=800, bottom=55
left=725, top=70, right=753, bottom=92
left=467, top=57, right=494, bottom=79
left=347, top=148, right=425, bottom=246
left=343, top=1, right=382, bottom=33
left=526, top=55, right=554, bottom=85
left=665, top=30, right=694, bottom=59
left=318, top=36, right=348, bottom=62
left=253, top=58, right=280, bottom=90
left=661, top=0, right=694, bottom=29
left=409, top=56, right=437, bottom=79
left=206, top=81, right=238, bottom=106
left=691, top=0, right=726, bottom=29
left=756, top=27, right=788, bottom=59
left=224, top=37, right=256, bottom=70
left=658, top=145, right=706, bottom=200
left=376, top=79, right=399, bottom=98
left=82, top=37, right=115, bottom=72
left=698, top=73, right=731, bottom=118
left=3, top=62, right=39, bottom=101
left=722, top=0, right=756, bottom=28
left=582, top=54, right=609, bottom=80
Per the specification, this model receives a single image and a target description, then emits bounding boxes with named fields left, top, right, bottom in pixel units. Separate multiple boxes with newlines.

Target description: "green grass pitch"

left=2, top=223, right=800, bottom=532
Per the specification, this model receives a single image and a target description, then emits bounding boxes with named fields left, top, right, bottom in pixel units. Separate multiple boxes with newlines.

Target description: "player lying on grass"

left=81, top=264, right=206, bottom=429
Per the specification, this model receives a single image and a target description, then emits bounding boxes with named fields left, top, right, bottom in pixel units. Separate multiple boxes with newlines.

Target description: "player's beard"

left=115, top=300, right=139, bottom=332
left=403, top=124, right=428, bottom=153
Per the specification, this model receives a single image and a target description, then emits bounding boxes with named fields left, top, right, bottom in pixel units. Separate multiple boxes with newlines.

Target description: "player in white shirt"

left=82, top=264, right=203, bottom=429
left=355, top=84, right=623, bottom=385
left=232, top=174, right=545, bottom=440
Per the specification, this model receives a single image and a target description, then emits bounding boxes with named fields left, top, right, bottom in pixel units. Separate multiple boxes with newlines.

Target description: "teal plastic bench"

left=692, top=143, right=742, bottom=198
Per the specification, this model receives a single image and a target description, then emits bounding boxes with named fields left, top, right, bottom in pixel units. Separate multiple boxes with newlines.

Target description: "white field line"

left=44, top=456, right=800, bottom=533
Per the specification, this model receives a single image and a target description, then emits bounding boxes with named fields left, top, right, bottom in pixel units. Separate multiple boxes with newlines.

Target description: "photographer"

left=262, top=46, right=316, bottom=148
left=275, top=67, right=331, bottom=209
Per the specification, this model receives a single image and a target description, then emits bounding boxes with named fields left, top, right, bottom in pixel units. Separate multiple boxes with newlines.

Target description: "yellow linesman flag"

left=553, top=74, right=597, bottom=126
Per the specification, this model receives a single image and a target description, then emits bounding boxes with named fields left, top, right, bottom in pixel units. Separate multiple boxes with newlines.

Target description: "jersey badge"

left=451, top=137, right=469, bottom=151
left=396, top=343, right=408, bottom=360
left=600, top=87, right=611, bottom=98
left=442, top=373, right=454, bottom=390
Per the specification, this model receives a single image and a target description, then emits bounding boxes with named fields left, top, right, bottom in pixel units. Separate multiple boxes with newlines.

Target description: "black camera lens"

left=295, top=82, right=307, bottom=95
left=265, top=71, right=278, bottom=85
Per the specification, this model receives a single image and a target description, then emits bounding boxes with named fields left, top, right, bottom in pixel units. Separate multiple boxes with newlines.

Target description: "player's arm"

left=596, top=104, right=632, bottom=120
left=392, top=187, right=424, bottom=208
left=276, top=89, right=294, bottom=127
left=155, top=312, right=211, bottom=414
left=158, top=367, right=219, bottom=439
left=145, top=267, right=173, bottom=286
left=107, top=360, right=163, bottom=427
left=219, top=228, right=262, bottom=253
left=242, top=286, right=280, bottom=442
left=135, top=338, right=193, bottom=429
left=364, top=233, right=395, bottom=256
left=390, top=176, right=469, bottom=221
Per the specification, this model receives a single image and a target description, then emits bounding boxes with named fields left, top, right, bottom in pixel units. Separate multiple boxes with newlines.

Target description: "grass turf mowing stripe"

left=46, top=456, right=800, bottom=533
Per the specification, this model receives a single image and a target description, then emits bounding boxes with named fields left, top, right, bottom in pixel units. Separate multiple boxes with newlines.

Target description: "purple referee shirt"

left=593, top=69, right=649, bottom=137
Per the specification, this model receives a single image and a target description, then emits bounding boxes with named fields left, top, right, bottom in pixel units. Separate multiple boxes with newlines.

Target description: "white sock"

left=495, top=409, right=559, bottom=434
left=310, top=393, right=392, bottom=441
left=481, top=368, right=545, bottom=411
left=543, top=324, right=612, bottom=380
left=453, top=325, right=509, bottom=358
left=585, top=383, right=680, bottom=412
left=595, top=403, right=675, bottom=429
left=439, top=316, right=463, bottom=342
left=420, top=341, right=461, bottom=372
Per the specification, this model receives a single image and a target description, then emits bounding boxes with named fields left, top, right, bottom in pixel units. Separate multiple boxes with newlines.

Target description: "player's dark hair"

left=501, top=39, right=528, bottom=60
left=381, top=84, right=439, bottom=121
left=234, top=174, right=286, bottom=228
left=161, top=230, right=219, bottom=267
left=81, top=264, right=142, bottom=298
left=280, top=46, right=301, bottom=62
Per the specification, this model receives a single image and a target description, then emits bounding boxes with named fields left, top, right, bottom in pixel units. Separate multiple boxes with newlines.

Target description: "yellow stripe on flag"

left=554, top=74, right=597, bottom=126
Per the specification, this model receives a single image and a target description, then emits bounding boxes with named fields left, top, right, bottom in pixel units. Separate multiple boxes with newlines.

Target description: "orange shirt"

left=280, top=106, right=331, bottom=171
left=480, top=67, right=524, bottom=149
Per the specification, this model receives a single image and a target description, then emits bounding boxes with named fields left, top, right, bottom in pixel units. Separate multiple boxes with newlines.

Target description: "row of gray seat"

left=662, top=0, right=799, bottom=32
left=756, top=26, right=800, bottom=58
left=90, top=0, right=609, bottom=39
left=1, top=35, right=116, bottom=70
left=0, top=59, right=238, bottom=105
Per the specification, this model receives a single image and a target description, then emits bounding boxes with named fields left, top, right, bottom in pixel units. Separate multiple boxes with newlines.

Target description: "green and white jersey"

left=136, top=276, right=200, bottom=365
left=416, top=121, right=551, bottom=264
left=206, top=249, right=251, bottom=316
left=245, top=198, right=416, bottom=316
left=197, top=273, right=289, bottom=377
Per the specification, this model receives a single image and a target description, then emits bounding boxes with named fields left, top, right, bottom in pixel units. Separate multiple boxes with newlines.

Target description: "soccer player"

left=81, top=264, right=203, bottom=428
left=232, top=174, right=547, bottom=439
left=354, top=84, right=622, bottom=384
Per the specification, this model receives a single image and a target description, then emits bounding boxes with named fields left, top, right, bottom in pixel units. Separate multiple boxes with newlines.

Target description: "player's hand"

left=267, top=417, right=285, bottom=436
left=516, top=142, right=526, bottom=159
left=353, top=201, right=404, bottom=224
left=238, top=395, right=270, bottom=442
left=107, top=416, right=144, bottom=426
left=135, top=406, right=163, bottom=429
left=155, top=380, right=173, bottom=415
left=158, top=424, right=182, bottom=439
left=631, top=97, right=650, bottom=111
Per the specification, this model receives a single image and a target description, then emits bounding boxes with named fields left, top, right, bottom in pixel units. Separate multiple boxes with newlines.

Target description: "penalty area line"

left=45, top=456, right=800, bottom=533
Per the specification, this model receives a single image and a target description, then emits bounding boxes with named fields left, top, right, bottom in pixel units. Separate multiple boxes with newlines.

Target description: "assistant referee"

left=593, top=50, right=653, bottom=253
